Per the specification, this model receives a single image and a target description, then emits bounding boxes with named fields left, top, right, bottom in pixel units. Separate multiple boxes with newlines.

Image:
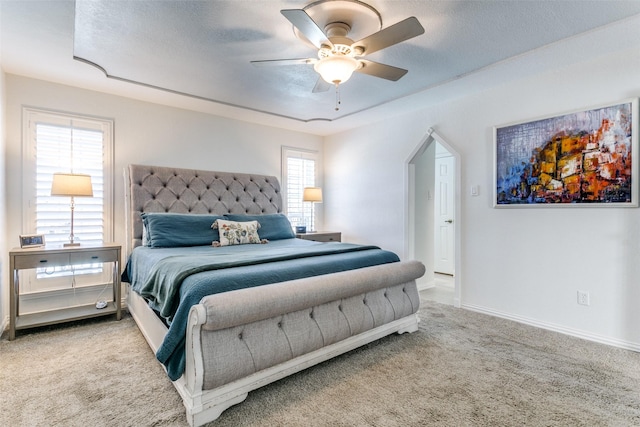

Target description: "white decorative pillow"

left=211, top=219, right=267, bottom=247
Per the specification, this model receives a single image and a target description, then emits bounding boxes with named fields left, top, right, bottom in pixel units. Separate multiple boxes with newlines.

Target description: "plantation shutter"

left=23, top=108, right=114, bottom=289
left=282, top=148, right=318, bottom=230
left=35, top=122, right=104, bottom=247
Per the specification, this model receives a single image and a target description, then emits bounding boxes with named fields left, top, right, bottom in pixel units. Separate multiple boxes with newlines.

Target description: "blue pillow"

left=224, top=213, right=295, bottom=241
left=141, top=212, right=224, bottom=247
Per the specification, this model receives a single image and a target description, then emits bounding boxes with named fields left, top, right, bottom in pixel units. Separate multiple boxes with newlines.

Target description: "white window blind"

left=35, top=123, right=104, bottom=247
left=23, top=108, right=114, bottom=291
left=282, top=147, right=319, bottom=230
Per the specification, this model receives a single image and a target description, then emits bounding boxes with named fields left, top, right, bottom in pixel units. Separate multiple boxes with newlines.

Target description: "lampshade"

left=314, top=55, right=359, bottom=85
left=303, top=187, right=323, bottom=203
left=51, top=173, right=93, bottom=197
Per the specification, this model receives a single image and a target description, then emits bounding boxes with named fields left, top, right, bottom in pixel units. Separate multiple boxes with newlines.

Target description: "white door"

left=434, top=154, right=455, bottom=275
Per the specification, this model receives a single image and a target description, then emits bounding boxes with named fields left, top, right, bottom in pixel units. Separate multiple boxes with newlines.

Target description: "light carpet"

left=1, top=300, right=639, bottom=427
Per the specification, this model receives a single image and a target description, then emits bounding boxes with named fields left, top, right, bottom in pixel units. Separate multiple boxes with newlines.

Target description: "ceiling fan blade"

left=312, top=76, right=331, bottom=93
left=250, top=58, right=316, bottom=67
left=281, top=9, right=332, bottom=49
left=356, top=59, right=408, bottom=81
left=352, top=17, right=424, bottom=56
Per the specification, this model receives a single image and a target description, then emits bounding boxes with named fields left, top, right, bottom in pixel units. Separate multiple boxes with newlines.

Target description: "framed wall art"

left=494, top=99, right=638, bottom=207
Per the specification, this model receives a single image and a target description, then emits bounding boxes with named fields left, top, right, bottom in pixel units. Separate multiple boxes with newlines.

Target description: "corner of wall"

left=0, top=65, right=8, bottom=334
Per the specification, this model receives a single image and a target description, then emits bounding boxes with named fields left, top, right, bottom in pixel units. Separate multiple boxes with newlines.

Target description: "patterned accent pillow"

left=211, top=219, right=267, bottom=247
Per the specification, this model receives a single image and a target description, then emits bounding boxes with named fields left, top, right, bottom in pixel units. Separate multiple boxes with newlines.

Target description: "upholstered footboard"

left=172, top=260, right=424, bottom=426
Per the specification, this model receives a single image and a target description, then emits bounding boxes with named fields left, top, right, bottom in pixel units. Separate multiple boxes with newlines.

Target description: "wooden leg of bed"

left=185, top=392, right=249, bottom=427
left=396, top=313, right=420, bottom=334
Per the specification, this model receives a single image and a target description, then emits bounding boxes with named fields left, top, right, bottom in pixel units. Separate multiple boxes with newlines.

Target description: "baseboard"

left=462, top=303, right=640, bottom=353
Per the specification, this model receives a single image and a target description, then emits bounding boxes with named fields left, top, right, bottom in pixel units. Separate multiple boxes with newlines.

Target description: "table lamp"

left=50, top=172, right=93, bottom=247
left=302, top=186, right=322, bottom=233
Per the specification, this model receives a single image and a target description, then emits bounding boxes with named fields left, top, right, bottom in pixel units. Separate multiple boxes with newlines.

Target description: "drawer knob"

left=39, top=260, right=48, bottom=263
left=91, top=256, right=99, bottom=259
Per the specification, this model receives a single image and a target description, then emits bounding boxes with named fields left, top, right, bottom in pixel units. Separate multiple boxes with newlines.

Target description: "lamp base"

left=63, top=242, right=81, bottom=247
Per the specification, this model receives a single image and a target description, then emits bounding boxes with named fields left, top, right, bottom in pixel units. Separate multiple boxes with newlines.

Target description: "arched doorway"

left=405, top=128, right=461, bottom=307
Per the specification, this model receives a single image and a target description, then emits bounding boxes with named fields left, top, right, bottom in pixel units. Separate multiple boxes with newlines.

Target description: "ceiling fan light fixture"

left=314, top=55, right=359, bottom=85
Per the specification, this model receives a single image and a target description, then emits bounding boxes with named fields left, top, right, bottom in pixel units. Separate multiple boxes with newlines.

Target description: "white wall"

left=3, top=75, right=323, bottom=321
left=0, top=65, right=7, bottom=332
left=324, top=44, right=640, bottom=349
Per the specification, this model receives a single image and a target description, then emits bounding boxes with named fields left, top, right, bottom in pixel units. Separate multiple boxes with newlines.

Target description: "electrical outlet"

left=577, top=290, right=590, bottom=306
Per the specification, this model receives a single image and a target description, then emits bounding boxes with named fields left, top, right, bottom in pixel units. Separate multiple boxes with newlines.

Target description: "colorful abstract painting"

left=494, top=100, right=637, bottom=207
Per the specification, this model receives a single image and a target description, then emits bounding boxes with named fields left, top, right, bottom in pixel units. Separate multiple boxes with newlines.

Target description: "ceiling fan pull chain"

left=335, top=83, right=341, bottom=111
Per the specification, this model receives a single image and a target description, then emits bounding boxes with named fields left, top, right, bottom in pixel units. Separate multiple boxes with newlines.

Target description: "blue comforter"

left=123, top=238, right=400, bottom=380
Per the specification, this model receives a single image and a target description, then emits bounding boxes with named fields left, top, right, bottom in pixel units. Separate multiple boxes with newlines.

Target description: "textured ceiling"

left=3, top=1, right=640, bottom=133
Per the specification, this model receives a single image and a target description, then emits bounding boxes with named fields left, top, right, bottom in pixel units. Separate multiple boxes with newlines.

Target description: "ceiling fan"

left=251, top=0, right=425, bottom=94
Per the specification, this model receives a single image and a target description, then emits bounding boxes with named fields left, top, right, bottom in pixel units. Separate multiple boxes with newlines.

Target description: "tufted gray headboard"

left=125, top=164, right=283, bottom=253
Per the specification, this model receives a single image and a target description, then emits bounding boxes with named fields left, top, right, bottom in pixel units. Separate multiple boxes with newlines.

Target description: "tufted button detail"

left=238, top=333, right=243, bottom=340
left=277, top=322, right=282, bottom=328
left=309, top=311, right=314, bottom=319
left=338, top=305, right=343, bottom=311
left=384, top=292, right=388, bottom=298
left=363, top=298, right=367, bottom=304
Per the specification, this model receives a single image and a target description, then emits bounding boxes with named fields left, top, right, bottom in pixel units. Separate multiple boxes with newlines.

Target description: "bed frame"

left=124, top=164, right=424, bottom=426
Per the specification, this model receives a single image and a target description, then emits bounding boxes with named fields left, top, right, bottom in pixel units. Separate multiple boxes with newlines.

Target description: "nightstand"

left=8, top=243, right=122, bottom=340
left=296, top=231, right=341, bottom=242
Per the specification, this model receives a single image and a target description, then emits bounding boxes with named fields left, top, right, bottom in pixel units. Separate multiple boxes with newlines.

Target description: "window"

left=281, top=147, right=320, bottom=231
left=22, top=108, right=114, bottom=291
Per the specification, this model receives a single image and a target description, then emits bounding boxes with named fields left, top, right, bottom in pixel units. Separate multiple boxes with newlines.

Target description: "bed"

left=123, top=164, right=425, bottom=426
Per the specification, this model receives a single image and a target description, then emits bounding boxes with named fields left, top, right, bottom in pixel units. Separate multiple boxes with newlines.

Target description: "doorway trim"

left=405, top=127, right=462, bottom=307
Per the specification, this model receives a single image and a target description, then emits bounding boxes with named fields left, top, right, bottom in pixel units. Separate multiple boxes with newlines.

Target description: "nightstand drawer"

left=296, top=231, right=341, bottom=242
left=310, top=232, right=341, bottom=242
left=70, top=249, right=118, bottom=264
left=13, top=252, right=70, bottom=269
